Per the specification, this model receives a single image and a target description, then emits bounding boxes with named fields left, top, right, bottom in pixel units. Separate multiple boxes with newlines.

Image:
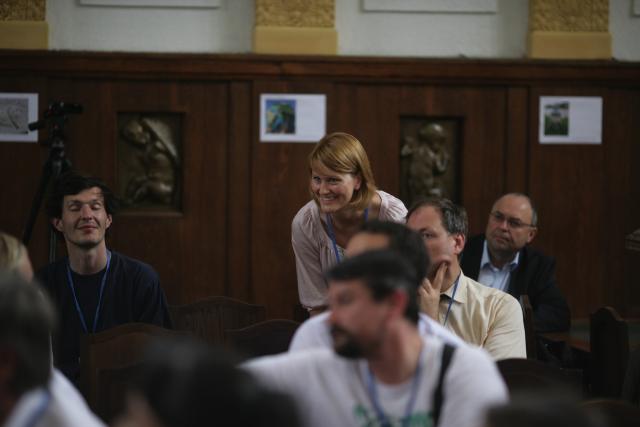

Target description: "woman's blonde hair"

left=0, top=231, right=26, bottom=272
left=308, top=132, right=377, bottom=211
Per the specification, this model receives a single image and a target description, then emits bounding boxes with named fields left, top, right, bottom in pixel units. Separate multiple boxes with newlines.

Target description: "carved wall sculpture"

left=529, top=0, right=608, bottom=32
left=400, top=119, right=460, bottom=207
left=117, top=114, right=182, bottom=211
left=0, top=0, right=45, bottom=21
left=255, top=0, right=334, bottom=27
left=527, top=0, right=610, bottom=59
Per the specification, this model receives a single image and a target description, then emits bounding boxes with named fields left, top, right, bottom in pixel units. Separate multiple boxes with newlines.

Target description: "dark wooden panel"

left=505, top=87, right=529, bottom=193
left=226, top=82, right=252, bottom=302
left=607, top=89, right=640, bottom=317
left=0, top=75, right=52, bottom=264
left=528, top=87, right=640, bottom=318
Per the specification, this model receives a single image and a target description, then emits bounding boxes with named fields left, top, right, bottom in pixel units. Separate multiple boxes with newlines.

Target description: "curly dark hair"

left=45, top=171, right=119, bottom=220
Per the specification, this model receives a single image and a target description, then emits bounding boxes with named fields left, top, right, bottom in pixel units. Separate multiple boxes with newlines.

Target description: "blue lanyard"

left=66, top=251, right=112, bottom=334
left=326, top=208, right=369, bottom=264
left=365, top=346, right=424, bottom=427
left=442, top=275, right=460, bottom=327
left=23, top=390, right=51, bottom=427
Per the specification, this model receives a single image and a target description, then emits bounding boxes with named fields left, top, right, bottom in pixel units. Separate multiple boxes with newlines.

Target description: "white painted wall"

left=47, top=0, right=254, bottom=52
left=46, top=0, right=640, bottom=60
left=337, top=0, right=529, bottom=58
left=611, top=0, right=640, bottom=60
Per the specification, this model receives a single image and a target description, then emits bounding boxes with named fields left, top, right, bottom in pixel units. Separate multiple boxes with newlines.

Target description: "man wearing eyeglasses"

left=461, top=193, right=570, bottom=333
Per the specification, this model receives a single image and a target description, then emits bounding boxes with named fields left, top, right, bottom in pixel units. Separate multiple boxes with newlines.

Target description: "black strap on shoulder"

left=432, top=343, right=456, bottom=427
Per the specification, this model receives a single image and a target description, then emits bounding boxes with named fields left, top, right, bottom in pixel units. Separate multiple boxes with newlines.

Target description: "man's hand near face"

left=418, top=262, right=448, bottom=320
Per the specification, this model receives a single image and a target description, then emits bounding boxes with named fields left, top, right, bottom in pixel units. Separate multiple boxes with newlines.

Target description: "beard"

left=330, top=325, right=365, bottom=359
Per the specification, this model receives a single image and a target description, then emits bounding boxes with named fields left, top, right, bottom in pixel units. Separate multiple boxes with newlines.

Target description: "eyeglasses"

left=489, top=211, right=536, bottom=229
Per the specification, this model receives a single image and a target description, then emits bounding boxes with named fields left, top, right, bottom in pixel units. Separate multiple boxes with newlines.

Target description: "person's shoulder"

left=289, top=312, right=331, bottom=352
left=419, top=313, right=467, bottom=347
left=292, top=200, right=320, bottom=230
left=520, top=244, right=555, bottom=266
left=377, top=190, right=407, bottom=221
left=245, top=347, right=336, bottom=372
left=297, top=312, right=330, bottom=334
left=422, top=332, right=497, bottom=377
left=468, top=233, right=485, bottom=247
left=464, top=234, right=485, bottom=254
left=462, top=273, right=519, bottom=305
left=110, top=251, right=159, bottom=282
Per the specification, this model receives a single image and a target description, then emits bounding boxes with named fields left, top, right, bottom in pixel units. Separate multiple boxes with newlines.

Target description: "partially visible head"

left=485, top=193, right=537, bottom=258
left=121, top=338, right=300, bottom=427
left=0, top=232, right=33, bottom=282
left=346, top=220, right=430, bottom=285
left=46, top=172, right=118, bottom=250
left=308, top=132, right=377, bottom=212
left=0, top=273, right=56, bottom=420
left=418, top=123, right=446, bottom=144
left=406, top=198, right=467, bottom=279
left=326, top=250, right=418, bottom=358
left=122, top=118, right=152, bottom=147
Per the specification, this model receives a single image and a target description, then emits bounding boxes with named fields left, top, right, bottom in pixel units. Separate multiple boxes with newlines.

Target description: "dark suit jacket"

left=461, top=234, right=571, bottom=333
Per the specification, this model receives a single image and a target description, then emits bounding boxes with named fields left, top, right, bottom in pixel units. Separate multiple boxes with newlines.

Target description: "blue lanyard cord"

left=326, top=208, right=369, bottom=264
left=23, top=390, right=51, bottom=427
left=365, top=345, right=424, bottom=427
left=66, top=251, right=112, bottom=334
left=442, top=275, right=460, bottom=327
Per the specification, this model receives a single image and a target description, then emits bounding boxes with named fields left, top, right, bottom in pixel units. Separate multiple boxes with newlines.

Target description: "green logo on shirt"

left=353, top=405, right=432, bottom=426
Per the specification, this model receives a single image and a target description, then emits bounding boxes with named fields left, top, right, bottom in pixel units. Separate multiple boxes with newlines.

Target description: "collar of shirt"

left=442, top=271, right=466, bottom=304
left=480, top=239, right=520, bottom=272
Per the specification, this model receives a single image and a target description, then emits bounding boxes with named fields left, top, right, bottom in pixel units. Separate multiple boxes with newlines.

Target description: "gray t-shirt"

left=245, top=335, right=507, bottom=427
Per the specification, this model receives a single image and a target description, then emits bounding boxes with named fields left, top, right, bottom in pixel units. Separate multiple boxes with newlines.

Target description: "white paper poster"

left=539, top=96, right=603, bottom=144
left=260, top=94, right=326, bottom=143
left=0, top=92, right=38, bottom=142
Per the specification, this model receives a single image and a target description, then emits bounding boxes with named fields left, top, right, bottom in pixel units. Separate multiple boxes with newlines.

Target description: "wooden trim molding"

left=0, top=51, right=637, bottom=86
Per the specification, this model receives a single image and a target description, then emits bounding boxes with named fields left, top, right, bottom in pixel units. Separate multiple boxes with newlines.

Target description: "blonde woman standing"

left=292, top=133, right=407, bottom=315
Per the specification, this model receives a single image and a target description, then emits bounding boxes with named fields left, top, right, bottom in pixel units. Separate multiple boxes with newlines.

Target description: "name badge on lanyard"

left=65, top=251, right=112, bottom=334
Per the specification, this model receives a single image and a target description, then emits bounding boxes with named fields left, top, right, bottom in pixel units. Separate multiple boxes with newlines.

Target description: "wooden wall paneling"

left=161, top=81, right=229, bottom=304
left=250, top=80, right=335, bottom=318
left=332, top=83, right=402, bottom=194
left=504, top=87, right=529, bottom=193
left=0, top=75, right=49, bottom=263
left=397, top=85, right=508, bottom=235
left=226, top=82, right=253, bottom=303
left=528, top=87, right=609, bottom=318
left=628, top=90, right=640, bottom=317
left=606, top=89, right=640, bottom=317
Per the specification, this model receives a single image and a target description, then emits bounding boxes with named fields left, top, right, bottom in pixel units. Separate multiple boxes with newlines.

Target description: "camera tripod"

left=22, top=102, right=82, bottom=262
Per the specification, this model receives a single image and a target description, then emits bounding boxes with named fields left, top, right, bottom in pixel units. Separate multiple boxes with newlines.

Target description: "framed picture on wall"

left=0, top=92, right=38, bottom=143
left=538, top=96, right=602, bottom=144
left=259, top=94, right=326, bottom=143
